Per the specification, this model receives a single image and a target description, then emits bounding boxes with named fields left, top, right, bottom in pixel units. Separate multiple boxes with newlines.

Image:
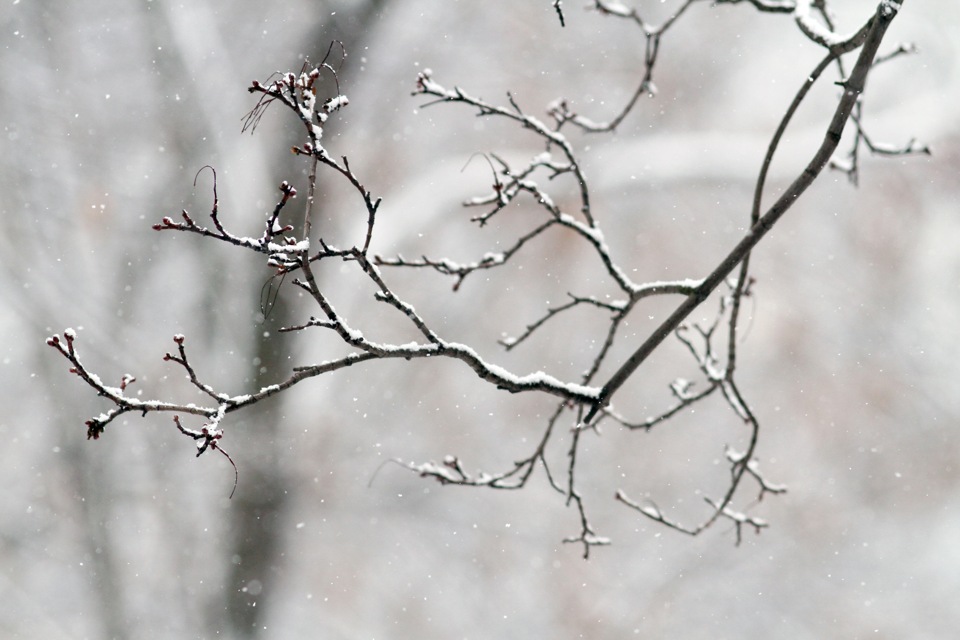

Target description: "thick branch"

left=584, top=0, right=903, bottom=424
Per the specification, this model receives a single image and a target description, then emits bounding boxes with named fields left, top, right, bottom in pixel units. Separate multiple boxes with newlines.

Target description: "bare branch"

left=50, top=2, right=917, bottom=550
left=552, top=0, right=565, bottom=27
left=584, top=0, right=905, bottom=425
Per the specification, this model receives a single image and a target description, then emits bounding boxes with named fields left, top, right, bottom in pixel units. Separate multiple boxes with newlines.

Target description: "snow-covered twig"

left=49, top=0, right=917, bottom=551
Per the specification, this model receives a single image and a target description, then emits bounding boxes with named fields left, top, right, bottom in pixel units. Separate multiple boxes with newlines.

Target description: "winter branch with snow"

left=48, top=0, right=920, bottom=557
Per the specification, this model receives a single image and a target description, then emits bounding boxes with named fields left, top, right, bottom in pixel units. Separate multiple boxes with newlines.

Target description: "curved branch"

left=584, top=0, right=903, bottom=424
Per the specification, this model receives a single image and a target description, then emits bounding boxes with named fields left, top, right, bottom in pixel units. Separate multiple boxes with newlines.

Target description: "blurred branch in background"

left=47, top=0, right=921, bottom=561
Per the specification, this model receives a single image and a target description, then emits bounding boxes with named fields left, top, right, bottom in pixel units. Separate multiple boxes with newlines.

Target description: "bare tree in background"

left=48, top=0, right=924, bottom=558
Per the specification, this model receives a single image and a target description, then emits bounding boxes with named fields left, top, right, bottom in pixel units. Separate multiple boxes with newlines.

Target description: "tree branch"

left=584, top=0, right=904, bottom=425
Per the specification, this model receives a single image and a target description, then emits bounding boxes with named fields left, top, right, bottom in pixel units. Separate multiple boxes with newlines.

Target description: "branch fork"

left=49, top=1, right=917, bottom=552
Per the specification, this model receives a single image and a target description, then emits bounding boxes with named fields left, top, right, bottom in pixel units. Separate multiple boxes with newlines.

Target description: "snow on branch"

left=49, top=0, right=918, bottom=555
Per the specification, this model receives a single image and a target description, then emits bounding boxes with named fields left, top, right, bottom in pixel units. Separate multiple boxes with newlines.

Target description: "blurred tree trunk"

left=223, top=2, right=391, bottom=637
left=224, top=325, right=290, bottom=638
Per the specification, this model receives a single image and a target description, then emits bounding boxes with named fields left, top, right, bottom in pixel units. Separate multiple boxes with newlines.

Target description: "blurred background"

left=2, top=1, right=958, bottom=638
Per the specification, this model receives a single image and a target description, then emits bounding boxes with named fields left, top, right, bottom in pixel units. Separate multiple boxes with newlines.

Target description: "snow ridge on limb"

left=50, top=1, right=919, bottom=555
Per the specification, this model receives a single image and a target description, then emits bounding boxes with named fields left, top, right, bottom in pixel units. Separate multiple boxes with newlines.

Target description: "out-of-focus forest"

left=2, top=1, right=958, bottom=638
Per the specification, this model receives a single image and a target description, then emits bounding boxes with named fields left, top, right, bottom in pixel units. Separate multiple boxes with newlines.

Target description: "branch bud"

left=86, top=420, right=104, bottom=440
